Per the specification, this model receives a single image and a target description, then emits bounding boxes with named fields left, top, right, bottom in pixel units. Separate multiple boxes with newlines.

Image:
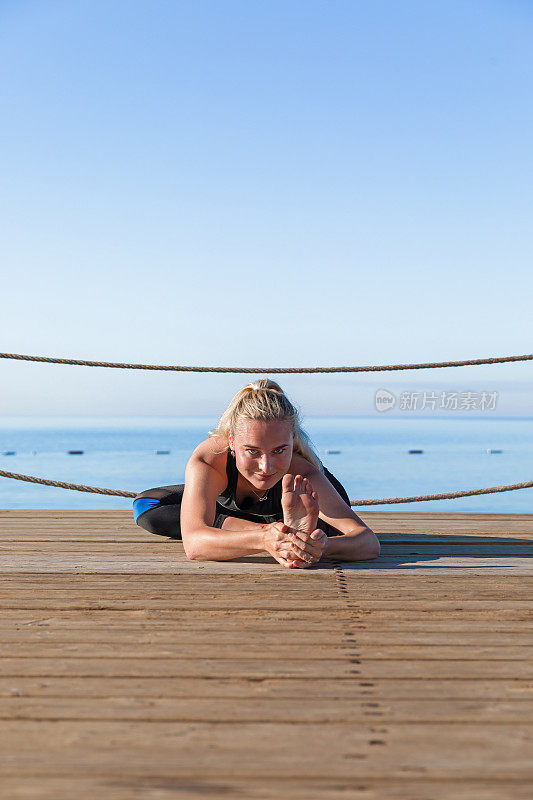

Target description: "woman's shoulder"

left=188, top=436, right=229, bottom=476
left=290, top=452, right=321, bottom=477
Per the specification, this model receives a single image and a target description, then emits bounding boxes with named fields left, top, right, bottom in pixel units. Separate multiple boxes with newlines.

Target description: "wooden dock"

left=1, top=510, right=532, bottom=799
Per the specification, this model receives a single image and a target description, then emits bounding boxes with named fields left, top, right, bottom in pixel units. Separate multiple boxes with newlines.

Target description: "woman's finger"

left=278, top=553, right=308, bottom=569
left=280, top=548, right=306, bottom=564
left=288, top=530, right=318, bottom=549
left=288, top=529, right=309, bottom=545
left=288, top=543, right=315, bottom=564
left=288, top=532, right=321, bottom=556
left=280, top=547, right=310, bottom=565
left=287, top=557, right=310, bottom=569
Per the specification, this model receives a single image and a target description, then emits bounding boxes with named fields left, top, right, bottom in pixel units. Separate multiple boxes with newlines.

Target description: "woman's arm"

left=323, top=525, right=380, bottom=561
left=180, top=454, right=265, bottom=560
left=294, top=464, right=381, bottom=562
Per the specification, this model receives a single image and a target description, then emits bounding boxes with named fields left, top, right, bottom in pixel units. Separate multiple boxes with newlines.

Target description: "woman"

left=133, top=380, right=380, bottom=568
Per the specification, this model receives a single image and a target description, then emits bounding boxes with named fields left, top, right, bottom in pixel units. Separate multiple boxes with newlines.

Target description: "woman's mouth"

left=257, top=474, right=274, bottom=481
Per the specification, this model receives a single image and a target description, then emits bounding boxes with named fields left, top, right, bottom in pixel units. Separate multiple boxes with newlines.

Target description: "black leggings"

left=133, top=474, right=351, bottom=540
left=133, top=484, right=228, bottom=539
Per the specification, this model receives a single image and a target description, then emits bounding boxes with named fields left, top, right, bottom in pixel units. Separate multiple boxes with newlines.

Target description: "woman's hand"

left=262, top=522, right=327, bottom=569
left=261, top=521, right=308, bottom=569
left=286, top=527, right=328, bottom=568
left=262, top=521, right=300, bottom=567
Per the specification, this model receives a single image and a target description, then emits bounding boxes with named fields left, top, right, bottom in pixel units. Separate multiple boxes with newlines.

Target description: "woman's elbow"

left=363, top=539, right=381, bottom=560
left=184, top=545, right=200, bottom=561
left=182, top=531, right=206, bottom=561
left=357, top=530, right=381, bottom=560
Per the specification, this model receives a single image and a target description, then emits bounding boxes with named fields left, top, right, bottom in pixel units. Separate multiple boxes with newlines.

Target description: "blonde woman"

left=133, top=380, right=380, bottom=568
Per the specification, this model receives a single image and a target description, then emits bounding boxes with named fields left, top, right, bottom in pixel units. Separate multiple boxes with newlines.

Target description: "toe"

left=282, top=473, right=295, bottom=492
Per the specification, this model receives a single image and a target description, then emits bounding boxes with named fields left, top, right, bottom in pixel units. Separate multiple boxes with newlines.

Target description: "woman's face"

left=230, top=418, right=294, bottom=491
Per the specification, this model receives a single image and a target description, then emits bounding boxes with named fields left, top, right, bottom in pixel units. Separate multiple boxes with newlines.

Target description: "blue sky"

left=1, top=0, right=531, bottom=417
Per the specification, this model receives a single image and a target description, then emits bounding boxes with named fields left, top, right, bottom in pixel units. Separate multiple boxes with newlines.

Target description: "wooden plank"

left=1, top=582, right=531, bottom=600
left=1, top=570, right=531, bottom=581
left=0, top=721, right=532, bottom=779
left=3, top=540, right=532, bottom=553
left=1, top=657, right=532, bottom=679
left=1, top=560, right=531, bottom=575
left=1, top=677, right=531, bottom=700
left=3, top=608, right=532, bottom=625
left=2, top=643, right=533, bottom=660
left=0, top=777, right=531, bottom=800
left=2, top=696, right=533, bottom=723
left=2, top=629, right=531, bottom=646
left=0, top=596, right=530, bottom=611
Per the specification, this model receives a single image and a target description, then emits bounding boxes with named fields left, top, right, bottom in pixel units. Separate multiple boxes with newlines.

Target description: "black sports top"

left=214, top=449, right=351, bottom=528
left=216, top=449, right=283, bottom=523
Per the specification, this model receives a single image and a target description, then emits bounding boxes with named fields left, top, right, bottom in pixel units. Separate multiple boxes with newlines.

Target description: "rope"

left=1, top=468, right=531, bottom=505
left=1, top=351, right=532, bottom=373
left=351, top=479, right=533, bottom=506
left=0, top=470, right=136, bottom=498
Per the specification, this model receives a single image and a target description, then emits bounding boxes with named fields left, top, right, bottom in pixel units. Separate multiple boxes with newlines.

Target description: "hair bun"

left=244, top=379, right=285, bottom=394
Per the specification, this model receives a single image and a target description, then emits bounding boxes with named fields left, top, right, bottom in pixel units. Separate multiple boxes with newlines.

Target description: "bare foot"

left=281, top=474, right=319, bottom=534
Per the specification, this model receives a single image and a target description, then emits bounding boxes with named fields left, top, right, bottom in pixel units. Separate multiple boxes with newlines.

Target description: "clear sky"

left=1, top=0, right=531, bottom=418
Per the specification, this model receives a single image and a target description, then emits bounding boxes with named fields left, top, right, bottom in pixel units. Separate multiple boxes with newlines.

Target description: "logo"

left=375, top=389, right=396, bottom=412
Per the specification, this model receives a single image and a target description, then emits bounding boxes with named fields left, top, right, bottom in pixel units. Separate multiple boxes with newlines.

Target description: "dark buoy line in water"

left=0, top=447, right=508, bottom=458
left=2, top=449, right=176, bottom=455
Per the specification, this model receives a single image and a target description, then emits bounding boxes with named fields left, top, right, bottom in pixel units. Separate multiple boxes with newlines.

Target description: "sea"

left=0, top=416, right=532, bottom=513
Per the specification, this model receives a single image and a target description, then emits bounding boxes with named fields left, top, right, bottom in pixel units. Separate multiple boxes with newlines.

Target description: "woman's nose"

left=259, top=455, right=272, bottom=473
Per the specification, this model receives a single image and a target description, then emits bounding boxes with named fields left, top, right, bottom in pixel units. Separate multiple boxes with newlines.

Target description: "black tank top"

left=216, top=450, right=283, bottom=522
left=215, top=450, right=349, bottom=525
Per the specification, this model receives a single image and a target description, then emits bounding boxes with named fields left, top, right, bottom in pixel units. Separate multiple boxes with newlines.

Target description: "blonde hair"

left=208, top=379, right=324, bottom=472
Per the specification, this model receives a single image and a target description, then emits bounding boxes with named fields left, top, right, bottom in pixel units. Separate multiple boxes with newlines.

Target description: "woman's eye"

left=245, top=448, right=285, bottom=454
